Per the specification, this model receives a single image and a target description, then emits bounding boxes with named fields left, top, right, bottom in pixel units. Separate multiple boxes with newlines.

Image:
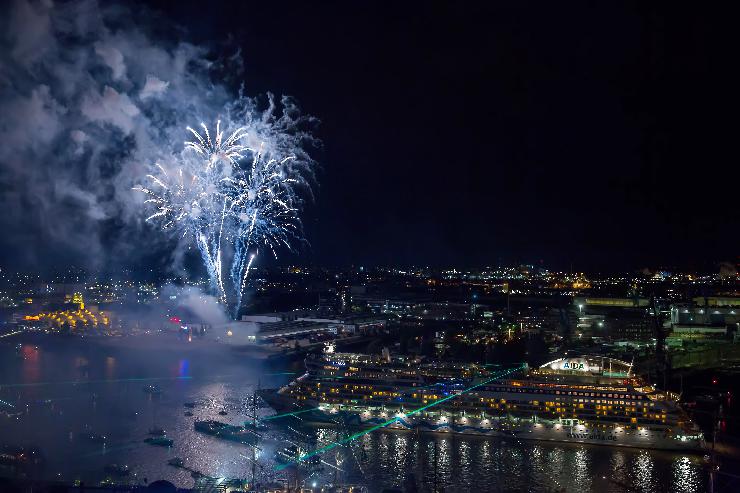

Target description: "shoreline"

left=4, top=330, right=232, bottom=354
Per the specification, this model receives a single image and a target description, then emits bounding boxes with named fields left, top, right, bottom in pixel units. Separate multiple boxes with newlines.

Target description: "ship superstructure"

left=264, top=351, right=704, bottom=451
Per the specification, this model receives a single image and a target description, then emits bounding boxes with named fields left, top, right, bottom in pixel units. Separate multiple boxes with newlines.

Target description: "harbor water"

left=0, top=335, right=713, bottom=492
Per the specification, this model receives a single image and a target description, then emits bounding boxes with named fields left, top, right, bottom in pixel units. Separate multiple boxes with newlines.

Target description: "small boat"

left=218, top=410, right=228, bottom=416
left=244, top=421, right=268, bottom=432
left=143, top=385, right=162, bottom=395
left=148, top=427, right=166, bottom=436
left=167, top=457, right=184, bottom=467
left=274, top=445, right=322, bottom=469
left=79, top=433, right=108, bottom=444
left=144, top=437, right=173, bottom=447
left=193, top=420, right=257, bottom=444
left=104, top=464, right=130, bottom=476
left=0, top=446, right=44, bottom=466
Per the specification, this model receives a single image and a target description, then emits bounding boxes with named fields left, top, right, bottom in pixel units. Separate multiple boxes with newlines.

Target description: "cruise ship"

left=262, top=350, right=705, bottom=451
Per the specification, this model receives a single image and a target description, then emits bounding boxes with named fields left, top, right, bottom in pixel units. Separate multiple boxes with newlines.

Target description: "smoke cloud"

left=0, top=0, right=318, bottom=276
left=160, top=284, right=230, bottom=327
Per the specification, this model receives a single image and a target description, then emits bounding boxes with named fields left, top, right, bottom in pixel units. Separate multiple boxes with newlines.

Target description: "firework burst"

left=135, top=114, right=312, bottom=316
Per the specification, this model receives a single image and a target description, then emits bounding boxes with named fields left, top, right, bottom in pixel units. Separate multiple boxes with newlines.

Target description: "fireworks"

left=185, top=121, right=249, bottom=167
left=135, top=113, right=312, bottom=316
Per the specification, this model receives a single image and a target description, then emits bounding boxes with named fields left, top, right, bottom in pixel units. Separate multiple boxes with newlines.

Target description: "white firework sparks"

left=135, top=118, right=309, bottom=315
left=185, top=120, right=249, bottom=167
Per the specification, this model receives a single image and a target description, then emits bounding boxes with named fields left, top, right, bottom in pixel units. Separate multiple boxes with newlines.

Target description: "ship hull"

left=265, top=398, right=704, bottom=451
left=343, top=414, right=705, bottom=452
left=257, top=389, right=339, bottom=425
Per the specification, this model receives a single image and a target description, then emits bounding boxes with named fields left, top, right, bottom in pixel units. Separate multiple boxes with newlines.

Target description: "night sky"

left=1, top=1, right=737, bottom=274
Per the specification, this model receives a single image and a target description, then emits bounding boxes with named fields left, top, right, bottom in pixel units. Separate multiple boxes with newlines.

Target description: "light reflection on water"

left=672, top=456, right=702, bottom=493
left=572, top=447, right=592, bottom=491
left=634, top=450, right=655, bottom=492
left=0, top=340, right=713, bottom=492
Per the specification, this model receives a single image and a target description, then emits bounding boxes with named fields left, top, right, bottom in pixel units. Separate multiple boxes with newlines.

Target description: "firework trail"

left=226, top=149, right=302, bottom=312
left=135, top=107, right=313, bottom=316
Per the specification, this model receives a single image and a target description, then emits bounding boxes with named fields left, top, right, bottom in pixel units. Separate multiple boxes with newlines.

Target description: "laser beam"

left=0, top=375, right=192, bottom=388
left=262, top=407, right=322, bottom=421
left=275, top=364, right=525, bottom=470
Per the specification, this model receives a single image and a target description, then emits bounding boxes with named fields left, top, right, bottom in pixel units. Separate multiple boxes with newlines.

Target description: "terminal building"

left=668, top=303, right=739, bottom=345
left=215, top=311, right=389, bottom=346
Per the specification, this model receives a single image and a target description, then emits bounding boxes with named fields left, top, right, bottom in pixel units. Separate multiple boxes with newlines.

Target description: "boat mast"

left=251, top=379, right=258, bottom=488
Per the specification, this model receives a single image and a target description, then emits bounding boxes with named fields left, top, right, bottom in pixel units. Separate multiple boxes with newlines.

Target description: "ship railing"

left=665, top=390, right=681, bottom=401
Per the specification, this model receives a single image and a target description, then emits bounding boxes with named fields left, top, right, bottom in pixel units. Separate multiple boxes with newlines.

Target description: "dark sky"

left=168, top=1, right=736, bottom=272
left=2, top=1, right=737, bottom=274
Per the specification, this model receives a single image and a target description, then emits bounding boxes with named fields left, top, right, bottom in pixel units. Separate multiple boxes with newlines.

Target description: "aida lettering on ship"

left=260, top=351, right=705, bottom=451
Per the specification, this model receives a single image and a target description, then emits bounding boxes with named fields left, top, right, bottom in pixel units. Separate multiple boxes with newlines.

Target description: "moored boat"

left=104, top=464, right=130, bottom=476
left=144, top=436, right=173, bottom=447
left=167, top=457, right=184, bottom=467
left=143, top=385, right=162, bottom=395
left=193, top=420, right=257, bottom=444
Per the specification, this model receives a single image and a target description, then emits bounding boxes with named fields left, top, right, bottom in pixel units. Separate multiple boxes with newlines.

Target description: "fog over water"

left=0, top=336, right=709, bottom=492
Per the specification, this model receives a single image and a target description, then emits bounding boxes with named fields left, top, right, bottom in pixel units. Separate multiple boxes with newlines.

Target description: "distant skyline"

left=0, top=1, right=737, bottom=275
left=0, top=259, right=736, bottom=283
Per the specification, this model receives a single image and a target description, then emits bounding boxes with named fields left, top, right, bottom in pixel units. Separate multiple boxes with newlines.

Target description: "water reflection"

left=22, top=345, right=41, bottom=385
left=0, top=341, right=714, bottom=492
left=672, top=456, right=701, bottom=493
left=634, top=450, right=655, bottom=492
left=177, top=359, right=189, bottom=378
left=610, top=451, right=629, bottom=490
left=105, top=356, right=115, bottom=380
left=458, top=440, right=471, bottom=485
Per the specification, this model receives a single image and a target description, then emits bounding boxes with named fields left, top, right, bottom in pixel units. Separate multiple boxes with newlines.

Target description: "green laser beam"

left=275, top=364, right=525, bottom=470
left=0, top=330, right=24, bottom=338
left=0, top=375, right=192, bottom=388
left=262, top=407, right=322, bottom=421
left=0, top=398, right=15, bottom=408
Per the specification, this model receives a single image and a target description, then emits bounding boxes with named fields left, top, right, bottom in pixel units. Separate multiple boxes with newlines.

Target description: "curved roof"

left=539, top=356, right=632, bottom=375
